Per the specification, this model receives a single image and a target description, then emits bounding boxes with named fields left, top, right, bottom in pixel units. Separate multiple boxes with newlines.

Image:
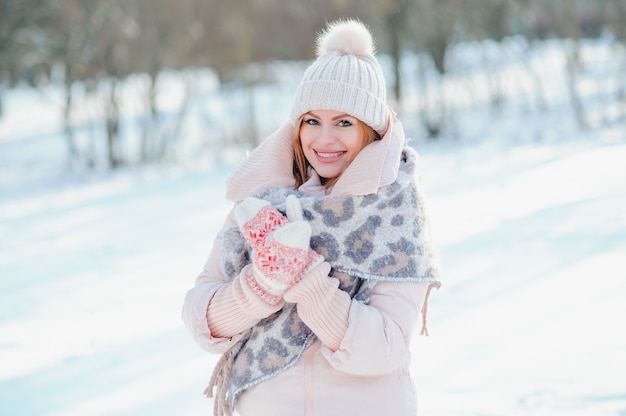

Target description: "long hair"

left=292, top=115, right=381, bottom=188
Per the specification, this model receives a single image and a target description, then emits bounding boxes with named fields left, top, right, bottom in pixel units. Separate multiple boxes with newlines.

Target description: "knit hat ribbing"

left=290, top=19, right=389, bottom=134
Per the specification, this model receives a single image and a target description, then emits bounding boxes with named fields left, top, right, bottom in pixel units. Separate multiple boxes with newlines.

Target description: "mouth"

left=314, top=150, right=346, bottom=161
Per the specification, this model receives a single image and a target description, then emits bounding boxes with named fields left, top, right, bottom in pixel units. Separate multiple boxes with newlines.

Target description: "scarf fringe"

left=419, top=282, right=436, bottom=336
left=204, top=345, right=239, bottom=416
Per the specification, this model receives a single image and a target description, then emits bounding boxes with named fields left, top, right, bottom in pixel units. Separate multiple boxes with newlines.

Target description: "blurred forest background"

left=1, top=0, right=625, bottom=170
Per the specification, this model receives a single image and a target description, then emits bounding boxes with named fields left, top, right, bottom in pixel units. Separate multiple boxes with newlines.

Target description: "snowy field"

left=1, top=40, right=626, bottom=415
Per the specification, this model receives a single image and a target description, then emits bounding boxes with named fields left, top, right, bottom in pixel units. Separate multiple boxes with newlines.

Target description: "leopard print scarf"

left=208, top=147, right=440, bottom=414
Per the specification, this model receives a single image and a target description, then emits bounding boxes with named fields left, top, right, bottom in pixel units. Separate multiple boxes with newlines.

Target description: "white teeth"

left=317, top=151, right=344, bottom=158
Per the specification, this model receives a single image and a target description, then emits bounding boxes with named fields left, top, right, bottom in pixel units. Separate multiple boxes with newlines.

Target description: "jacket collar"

left=225, top=108, right=405, bottom=201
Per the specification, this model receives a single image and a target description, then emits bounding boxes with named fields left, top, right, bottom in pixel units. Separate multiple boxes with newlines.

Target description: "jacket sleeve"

left=181, top=207, right=283, bottom=354
left=325, top=279, right=428, bottom=375
left=284, top=266, right=428, bottom=376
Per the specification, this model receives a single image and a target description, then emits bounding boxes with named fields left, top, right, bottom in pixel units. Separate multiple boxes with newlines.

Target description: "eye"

left=337, top=119, right=353, bottom=127
left=304, top=118, right=319, bottom=126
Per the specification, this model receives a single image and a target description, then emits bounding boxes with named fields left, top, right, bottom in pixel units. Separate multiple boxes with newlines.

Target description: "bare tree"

left=122, top=0, right=201, bottom=162
left=405, top=0, right=463, bottom=138
left=529, top=0, right=614, bottom=129
left=609, top=0, right=626, bottom=121
left=385, top=8, right=405, bottom=103
left=0, top=0, right=54, bottom=115
left=45, top=0, right=101, bottom=168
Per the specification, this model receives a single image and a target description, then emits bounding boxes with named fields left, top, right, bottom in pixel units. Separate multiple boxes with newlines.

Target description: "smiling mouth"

left=315, top=150, right=346, bottom=159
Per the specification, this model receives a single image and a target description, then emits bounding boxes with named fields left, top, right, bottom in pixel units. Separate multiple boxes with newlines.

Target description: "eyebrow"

left=306, top=111, right=354, bottom=121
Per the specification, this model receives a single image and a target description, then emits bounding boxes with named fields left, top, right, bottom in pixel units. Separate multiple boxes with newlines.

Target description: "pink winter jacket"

left=182, top=114, right=431, bottom=416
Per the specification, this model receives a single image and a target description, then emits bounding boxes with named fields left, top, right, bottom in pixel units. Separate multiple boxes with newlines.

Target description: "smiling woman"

left=182, top=18, right=441, bottom=416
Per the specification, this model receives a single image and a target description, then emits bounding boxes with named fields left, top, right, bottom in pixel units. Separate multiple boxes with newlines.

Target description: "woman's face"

left=299, top=109, right=365, bottom=182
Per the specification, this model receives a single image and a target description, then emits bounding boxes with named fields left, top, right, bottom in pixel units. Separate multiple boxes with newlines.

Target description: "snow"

left=1, top=39, right=626, bottom=415
left=413, top=137, right=626, bottom=415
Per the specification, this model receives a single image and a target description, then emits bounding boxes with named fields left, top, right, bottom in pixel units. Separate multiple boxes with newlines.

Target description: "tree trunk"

left=106, top=80, right=122, bottom=168
left=564, top=40, right=587, bottom=129
left=417, top=54, right=444, bottom=139
left=62, top=78, right=79, bottom=168
left=386, top=11, right=404, bottom=103
left=141, top=72, right=159, bottom=162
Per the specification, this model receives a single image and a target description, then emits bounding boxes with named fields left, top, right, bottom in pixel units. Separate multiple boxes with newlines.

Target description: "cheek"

left=346, top=132, right=365, bottom=153
left=299, top=129, right=314, bottom=149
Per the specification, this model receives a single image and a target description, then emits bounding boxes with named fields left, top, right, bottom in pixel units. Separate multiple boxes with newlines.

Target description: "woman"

left=182, top=19, right=441, bottom=416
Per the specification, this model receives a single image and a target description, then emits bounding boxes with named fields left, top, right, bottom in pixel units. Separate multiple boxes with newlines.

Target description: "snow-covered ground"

left=1, top=39, right=626, bottom=415
left=414, top=133, right=626, bottom=416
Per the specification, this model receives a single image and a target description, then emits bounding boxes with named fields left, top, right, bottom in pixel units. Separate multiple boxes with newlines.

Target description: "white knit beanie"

left=290, top=19, right=389, bottom=135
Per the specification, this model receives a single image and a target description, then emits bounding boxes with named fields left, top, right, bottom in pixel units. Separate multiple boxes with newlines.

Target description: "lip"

left=314, top=149, right=346, bottom=163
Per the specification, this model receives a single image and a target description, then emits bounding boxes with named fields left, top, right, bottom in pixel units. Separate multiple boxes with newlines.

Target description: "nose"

left=318, top=125, right=336, bottom=145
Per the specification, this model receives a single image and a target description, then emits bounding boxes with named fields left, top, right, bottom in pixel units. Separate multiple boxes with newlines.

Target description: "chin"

left=316, top=170, right=340, bottom=181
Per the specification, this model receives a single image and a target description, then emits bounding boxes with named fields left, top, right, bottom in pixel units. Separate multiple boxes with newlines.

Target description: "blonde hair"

left=292, top=115, right=381, bottom=189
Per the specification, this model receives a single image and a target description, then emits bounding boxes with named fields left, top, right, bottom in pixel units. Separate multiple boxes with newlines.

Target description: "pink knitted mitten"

left=236, top=197, right=288, bottom=249
left=235, top=197, right=324, bottom=304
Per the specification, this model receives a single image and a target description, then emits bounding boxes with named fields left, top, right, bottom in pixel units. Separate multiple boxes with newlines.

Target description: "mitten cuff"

left=246, top=266, right=286, bottom=305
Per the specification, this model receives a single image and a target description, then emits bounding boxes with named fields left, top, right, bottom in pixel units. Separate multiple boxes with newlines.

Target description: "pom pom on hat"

left=316, top=19, right=375, bottom=57
left=290, top=19, right=388, bottom=135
